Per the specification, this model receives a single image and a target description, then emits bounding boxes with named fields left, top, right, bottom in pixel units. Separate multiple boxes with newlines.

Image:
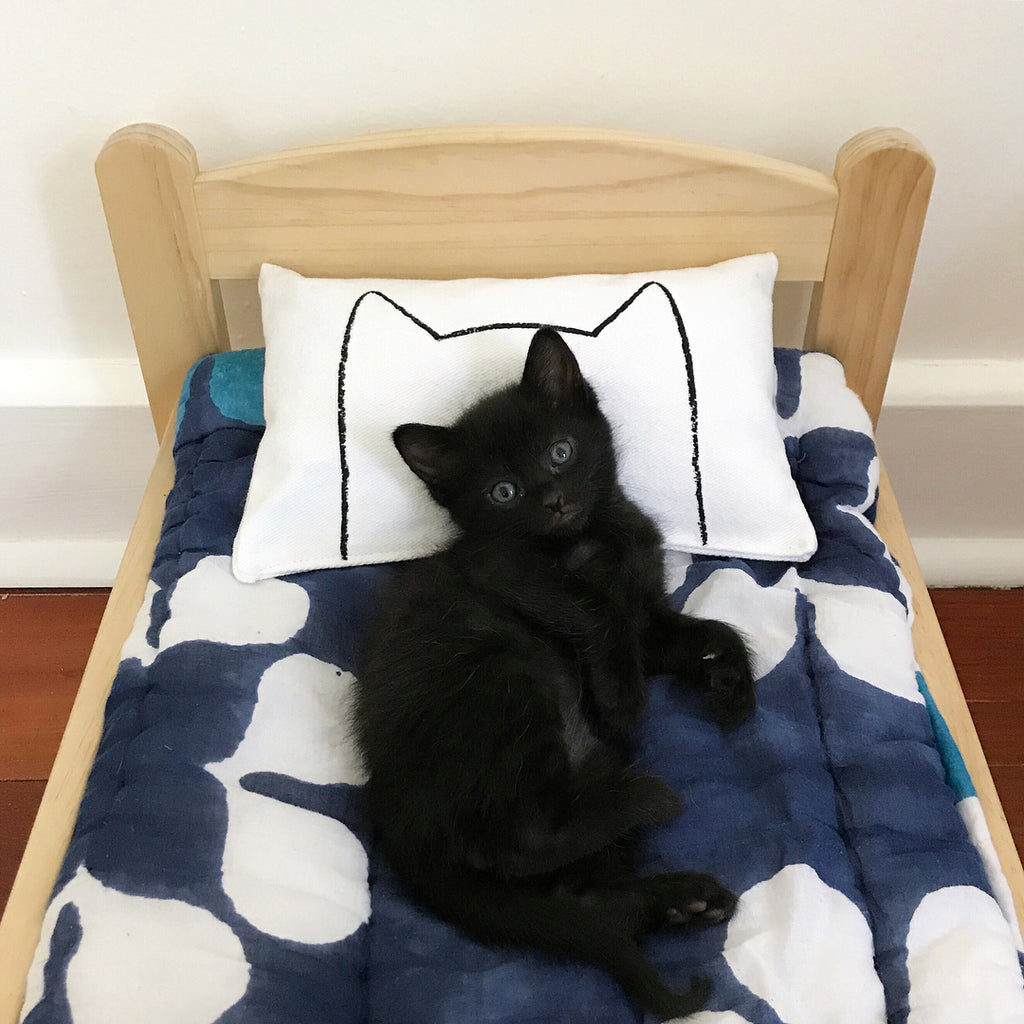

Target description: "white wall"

left=1, top=0, right=1023, bottom=585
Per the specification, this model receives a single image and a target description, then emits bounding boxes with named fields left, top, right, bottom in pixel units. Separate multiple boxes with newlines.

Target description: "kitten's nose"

left=544, top=491, right=578, bottom=520
left=544, top=490, right=580, bottom=527
left=544, top=491, right=568, bottom=513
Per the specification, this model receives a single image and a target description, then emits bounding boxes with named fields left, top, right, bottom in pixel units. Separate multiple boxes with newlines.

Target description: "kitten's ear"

left=521, top=328, right=586, bottom=409
left=393, top=423, right=458, bottom=486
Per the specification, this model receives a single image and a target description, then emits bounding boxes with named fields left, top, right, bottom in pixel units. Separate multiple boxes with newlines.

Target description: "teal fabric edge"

left=918, top=670, right=977, bottom=801
left=174, top=360, right=199, bottom=436
left=210, top=348, right=265, bottom=426
left=175, top=348, right=266, bottom=438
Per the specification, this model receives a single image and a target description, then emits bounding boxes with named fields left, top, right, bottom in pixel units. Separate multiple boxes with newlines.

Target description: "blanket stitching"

left=800, top=591, right=889, bottom=1006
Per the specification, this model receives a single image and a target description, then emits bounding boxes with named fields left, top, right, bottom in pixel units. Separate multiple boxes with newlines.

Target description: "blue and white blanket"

left=21, top=349, right=1024, bottom=1024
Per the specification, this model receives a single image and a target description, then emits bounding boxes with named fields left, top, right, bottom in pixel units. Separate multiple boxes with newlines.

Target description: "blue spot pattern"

left=23, top=348, right=1021, bottom=1024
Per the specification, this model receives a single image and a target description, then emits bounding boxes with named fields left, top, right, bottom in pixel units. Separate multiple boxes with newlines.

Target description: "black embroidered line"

left=650, top=284, right=707, bottom=545
left=338, top=314, right=353, bottom=559
left=336, top=283, right=707, bottom=558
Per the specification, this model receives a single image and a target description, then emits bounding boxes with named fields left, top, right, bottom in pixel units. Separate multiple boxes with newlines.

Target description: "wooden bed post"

left=805, top=128, right=935, bottom=427
left=96, top=124, right=230, bottom=437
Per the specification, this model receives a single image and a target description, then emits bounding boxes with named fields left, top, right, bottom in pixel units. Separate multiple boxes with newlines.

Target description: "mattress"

left=19, top=348, right=1024, bottom=1024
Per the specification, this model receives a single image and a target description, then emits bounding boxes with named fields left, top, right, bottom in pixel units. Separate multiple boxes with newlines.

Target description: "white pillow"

left=231, top=255, right=816, bottom=582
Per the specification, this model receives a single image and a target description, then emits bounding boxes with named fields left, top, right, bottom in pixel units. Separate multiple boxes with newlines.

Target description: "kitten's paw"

left=647, top=872, right=738, bottom=930
left=667, top=879, right=737, bottom=929
left=697, top=620, right=756, bottom=729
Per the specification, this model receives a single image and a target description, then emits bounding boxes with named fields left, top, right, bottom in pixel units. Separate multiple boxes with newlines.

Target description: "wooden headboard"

left=95, top=124, right=933, bottom=435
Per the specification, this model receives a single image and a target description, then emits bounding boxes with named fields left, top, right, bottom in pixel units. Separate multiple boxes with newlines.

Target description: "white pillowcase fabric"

left=231, top=255, right=816, bottom=583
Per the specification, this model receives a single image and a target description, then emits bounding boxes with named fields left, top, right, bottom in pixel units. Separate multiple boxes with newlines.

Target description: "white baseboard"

left=0, top=356, right=149, bottom=408
left=2, top=354, right=1022, bottom=588
left=0, top=357, right=156, bottom=588
left=910, top=539, right=1024, bottom=589
left=0, top=540, right=128, bottom=588
left=884, top=358, right=1024, bottom=409
left=877, top=357, right=1024, bottom=588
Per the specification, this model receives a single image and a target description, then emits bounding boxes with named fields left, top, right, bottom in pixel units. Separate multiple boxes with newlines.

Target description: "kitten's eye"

left=548, top=439, right=575, bottom=467
left=490, top=481, right=519, bottom=504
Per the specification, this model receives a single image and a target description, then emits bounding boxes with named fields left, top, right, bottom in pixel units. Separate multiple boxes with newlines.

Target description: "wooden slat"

left=0, top=422, right=175, bottom=1024
left=193, top=125, right=838, bottom=282
left=805, top=128, right=935, bottom=426
left=95, top=125, right=230, bottom=437
left=875, top=463, right=1024, bottom=930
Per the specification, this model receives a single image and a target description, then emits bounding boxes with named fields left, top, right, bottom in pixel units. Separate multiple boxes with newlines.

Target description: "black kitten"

left=354, top=328, right=755, bottom=1021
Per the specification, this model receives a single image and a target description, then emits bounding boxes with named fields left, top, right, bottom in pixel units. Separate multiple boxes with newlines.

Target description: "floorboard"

left=964, top=703, right=1024, bottom=766
left=930, top=588, right=1024, bottom=704
left=0, top=590, right=108, bottom=916
left=0, top=591, right=109, bottom=780
left=0, top=781, right=47, bottom=916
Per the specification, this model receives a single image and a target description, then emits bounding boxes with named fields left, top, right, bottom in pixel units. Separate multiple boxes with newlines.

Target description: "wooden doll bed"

left=1, top=122, right=1021, bottom=1021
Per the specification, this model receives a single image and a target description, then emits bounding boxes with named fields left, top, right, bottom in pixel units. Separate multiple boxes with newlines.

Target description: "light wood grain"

left=876, top=464, right=1024, bottom=929
left=96, top=125, right=230, bottom=437
left=805, top=128, right=935, bottom=426
left=0, top=422, right=174, bottom=1024
left=194, top=124, right=838, bottom=283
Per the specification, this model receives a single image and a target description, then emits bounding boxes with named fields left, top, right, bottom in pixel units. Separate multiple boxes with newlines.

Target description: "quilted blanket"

left=20, top=349, right=1024, bottom=1024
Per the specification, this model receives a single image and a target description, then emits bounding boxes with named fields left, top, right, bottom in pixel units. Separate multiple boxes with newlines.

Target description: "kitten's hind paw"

left=698, top=621, right=756, bottom=729
left=643, top=872, right=737, bottom=932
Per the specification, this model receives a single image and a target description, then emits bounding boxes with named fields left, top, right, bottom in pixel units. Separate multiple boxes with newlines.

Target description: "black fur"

left=353, top=328, right=755, bottom=1020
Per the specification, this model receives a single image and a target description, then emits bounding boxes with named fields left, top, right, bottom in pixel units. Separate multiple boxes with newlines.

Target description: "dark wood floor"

left=929, top=589, right=1024, bottom=854
left=1, top=588, right=1022, bottom=918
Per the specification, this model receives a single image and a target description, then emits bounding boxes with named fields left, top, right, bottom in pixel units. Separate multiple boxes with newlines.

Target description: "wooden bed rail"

left=805, top=129, right=935, bottom=425
left=96, top=126, right=230, bottom=436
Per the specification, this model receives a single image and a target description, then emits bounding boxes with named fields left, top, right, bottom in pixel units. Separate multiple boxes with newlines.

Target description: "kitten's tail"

left=399, top=864, right=710, bottom=1021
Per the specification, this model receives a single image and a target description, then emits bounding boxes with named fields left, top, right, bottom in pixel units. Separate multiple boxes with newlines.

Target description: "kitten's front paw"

left=698, top=621, right=755, bottom=729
